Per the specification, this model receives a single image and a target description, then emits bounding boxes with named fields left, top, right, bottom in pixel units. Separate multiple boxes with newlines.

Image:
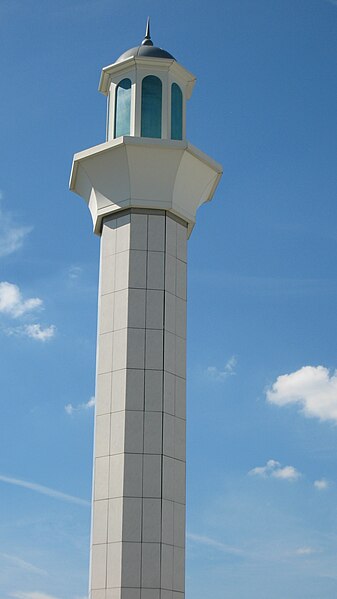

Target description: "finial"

left=141, top=17, right=153, bottom=46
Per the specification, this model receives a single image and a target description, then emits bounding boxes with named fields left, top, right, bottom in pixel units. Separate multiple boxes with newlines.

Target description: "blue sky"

left=0, top=1, right=336, bottom=598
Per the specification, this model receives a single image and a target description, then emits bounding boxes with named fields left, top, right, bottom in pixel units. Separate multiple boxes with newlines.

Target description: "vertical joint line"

left=159, top=211, right=167, bottom=592
left=140, top=212, right=149, bottom=589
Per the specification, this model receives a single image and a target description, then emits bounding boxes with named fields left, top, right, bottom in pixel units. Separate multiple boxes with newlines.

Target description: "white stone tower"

left=70, top=21, right=222, bottom=599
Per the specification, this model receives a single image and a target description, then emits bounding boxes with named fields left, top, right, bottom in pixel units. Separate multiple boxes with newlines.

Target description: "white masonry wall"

left=90, top=209, right=187, bottom=599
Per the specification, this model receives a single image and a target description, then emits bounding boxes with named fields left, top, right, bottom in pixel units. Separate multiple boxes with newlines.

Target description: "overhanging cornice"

left=98, top=57, right=196, bottom=97
left=70, top=137, right=222, bottom=237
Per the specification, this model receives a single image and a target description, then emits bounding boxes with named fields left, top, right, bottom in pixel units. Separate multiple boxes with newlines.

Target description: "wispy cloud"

left=11, top=594, right=88, bottom=599
left=68, top=265, right=83, bottom=280
left=1, top=553, right=47, bottom=576
left=295, top=546, right=317, bottom=556
left=0, top=474, right=90, bottom=507
left=0, top=281, right=56, bottom=341
left=267, top=366, right=337, bottom=424
left=65, top=397, right=95, bottom=415
left=188, top=532, right=324, bottom=567
left=314, top=478, right=329, bottom=490
left=0, top=282, right=42, bottom=318
left=23, top=324, right=56, bottom=341
left=187, top=532, right=245, bottom=556
left=11, top=593, right=62, bottom=599
left=0, top=193, right=32, bottom=258
left=249, top=459, right=301, bottom=481
left=194, top=270, right=337, bottom=298
left=6, top=323, right=56, bottom=342
left=206, top=356, right=237, bottom=382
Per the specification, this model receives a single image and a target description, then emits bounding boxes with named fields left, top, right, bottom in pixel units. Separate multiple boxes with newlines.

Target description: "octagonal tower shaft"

left=91, top=209, right=187, bottom=598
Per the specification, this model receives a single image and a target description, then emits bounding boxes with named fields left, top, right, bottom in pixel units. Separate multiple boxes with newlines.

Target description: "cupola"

left=99, top=19, right=196, bottom=141
left=70, top=21, right=222, bottom=237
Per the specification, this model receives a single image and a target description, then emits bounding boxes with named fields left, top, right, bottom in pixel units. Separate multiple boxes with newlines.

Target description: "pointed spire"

left=141, top=17, right=153, bottom=46
left=145, top=17, right=150, bottom=40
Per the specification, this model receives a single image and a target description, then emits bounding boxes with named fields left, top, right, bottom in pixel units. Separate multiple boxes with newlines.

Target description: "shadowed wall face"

left=90, top=209, right=187, bottom=599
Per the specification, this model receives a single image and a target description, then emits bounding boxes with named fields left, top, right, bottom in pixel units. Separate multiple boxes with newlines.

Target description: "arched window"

left=171, top=83, right=183, bottom=140
left=141, top=75, right=162, bottom=138
left=114, top=78, right=131, bottom=138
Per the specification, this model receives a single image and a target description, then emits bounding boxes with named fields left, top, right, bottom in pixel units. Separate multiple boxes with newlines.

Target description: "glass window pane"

left=141, top=75, right=162, bottom=138
left=171, top=83, right=183, bottom=140
left=115, top=78, right=131, bottom=138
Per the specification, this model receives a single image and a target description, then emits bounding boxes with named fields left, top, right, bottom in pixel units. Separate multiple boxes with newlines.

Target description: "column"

left=89, top=208, right=187, bottom=599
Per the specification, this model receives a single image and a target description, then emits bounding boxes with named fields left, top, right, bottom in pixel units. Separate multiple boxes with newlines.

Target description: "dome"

left=116, top=45, right=175, bottom=63
left=115, top=19, right=175, bottom=64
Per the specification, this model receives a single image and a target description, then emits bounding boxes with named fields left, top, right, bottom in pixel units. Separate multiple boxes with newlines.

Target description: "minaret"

left=70, top=22, right=222, bottom=599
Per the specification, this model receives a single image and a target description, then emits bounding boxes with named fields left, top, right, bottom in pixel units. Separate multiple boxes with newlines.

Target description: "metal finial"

left=141, top=17, right=153, bottom=46
left=145, top=17, right=150, bottom=39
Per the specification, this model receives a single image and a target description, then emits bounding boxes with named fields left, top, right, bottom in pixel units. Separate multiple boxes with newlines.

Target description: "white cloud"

left=23, top=324, right=56, bottom=341
left=68, top=265, right=82, bottom=280
left=0, top=474, right=90, bottom=507
left=206, top=355, right=237, bottom=382
left=249, top=459, right=301, bottom=481
left=6, top=323, right=56, bottom=342
left=0, top=282, right=42, bottom=317
left=0, top=282, right=56, bottom=341
left=295, top=546, right=316, bottom=556
left=272, top=465, right=300, bottom=480
left=11, top=593, right=87, bottom=599
left=266, top=365, right=337, bottom=424
left=0, top=194, right=32, bottom=258
left=11, top=593, right=61, bottom=599
left=65, top=396, right=95, bottom=415
left=249, top=459, right=280, bottom=477
left=314, top=478, right=329, bottom=490
left=1, top=553, right=47, bottom=576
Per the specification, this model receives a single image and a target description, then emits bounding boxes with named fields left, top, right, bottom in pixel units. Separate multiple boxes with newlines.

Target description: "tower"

left=70, top=21, right=222, bottom=599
